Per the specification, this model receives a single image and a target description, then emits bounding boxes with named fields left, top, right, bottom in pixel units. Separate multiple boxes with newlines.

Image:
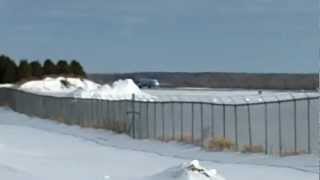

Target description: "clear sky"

left=0, top=0, right=318, bottom=73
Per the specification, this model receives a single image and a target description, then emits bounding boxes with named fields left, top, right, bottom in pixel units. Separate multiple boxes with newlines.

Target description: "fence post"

left=139, top=101, right=142, bottom=138
left=200, top=103, right=204, bottom=147
left=100, top=99, right=106, bottom=129
left=132, top=94, right=136, bottom=138
left=154, top=102, right=157, bottom=139
left=102, top=100, right=106, bottom=128
left=211, top=104, right=215, bottom=139
left=264, top=102, right=268, bottom=154
left=146, top=101, right=149, bottom=139
left=293, top=99, right=297, bottom=154
left=172, top=102, right=175, bottom=140
left=107, top=100, right=111, bottom=129
left=121, top=100, right=126, bottom=127
left=307, top=98, right=311, bottom=154
left=180, top=102, right=184, bottom=142
left=162, top=103, right=165, bottom=140
left=118, top=100, right=122, bottom=124
left=90, top=99, right=94, bottom=127
left=278, top=101, right=282, bottom=155
left=191, top=103, right=195, bottom=144
left=113, top=100, right=117, bottom=129
left=234, top=105, right=239, bottom=151
left=222, top=104, right=226, bottom=139
left=246, top=102, right=252, bottom=147
left=110, top=99, right=114, bottom=130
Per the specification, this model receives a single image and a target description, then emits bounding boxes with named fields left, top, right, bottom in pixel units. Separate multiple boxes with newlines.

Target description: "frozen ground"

left=0, top=107, right=317, bottom=180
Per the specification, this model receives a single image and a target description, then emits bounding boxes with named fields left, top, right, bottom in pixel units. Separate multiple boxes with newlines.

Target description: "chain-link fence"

left=0, top=87, right=318, bottom=155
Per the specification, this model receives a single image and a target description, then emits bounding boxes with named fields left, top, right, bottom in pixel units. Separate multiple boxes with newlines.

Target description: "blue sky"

left=0, top=0, right=318, bottom=73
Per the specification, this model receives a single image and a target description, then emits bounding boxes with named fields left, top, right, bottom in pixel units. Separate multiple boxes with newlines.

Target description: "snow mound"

left=149, top=160, right=225, bottom=180
left=72, top=79, right=153, bottom=100
left=0, top=84, right=14, bottom=88
left=19, top=77, right=154, bottom=100
left=19, top=77, right=100, bottom=94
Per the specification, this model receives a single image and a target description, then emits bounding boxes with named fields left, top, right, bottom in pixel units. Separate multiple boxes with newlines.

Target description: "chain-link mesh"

left=0, top=87, right=318, bottom=155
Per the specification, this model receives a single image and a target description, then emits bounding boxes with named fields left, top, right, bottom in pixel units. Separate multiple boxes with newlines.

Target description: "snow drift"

left=0, top=84, right=14, bottom=88
left=148, top=160, right=225, bottom=180
left=19, top=77, right=100, bottom=94
left=19, top=77, right=154, bottom=100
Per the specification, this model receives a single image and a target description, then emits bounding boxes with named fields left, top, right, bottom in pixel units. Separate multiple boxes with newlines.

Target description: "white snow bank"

left=72, top=79, right=154, bottom=100
left=19, top=77, right=100, bottom=94
left=19, top=77, right=154, bottom=100
left=149, top=160, right=225, bottom=180
left=0, top=84, right=14, bottom=88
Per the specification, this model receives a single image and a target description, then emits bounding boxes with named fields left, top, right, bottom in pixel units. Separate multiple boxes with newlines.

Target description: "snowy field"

left=144, top=88, right=314, bottom=98
left=10, top=77, right=318, bottom=103
left=0, top=107, right=317, bottom=180
left=143, top=88, right=318, bottom=103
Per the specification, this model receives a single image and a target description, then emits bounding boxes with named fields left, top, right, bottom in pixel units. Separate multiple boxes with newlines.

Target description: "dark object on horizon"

left=135, top=78, right=160, bottom=89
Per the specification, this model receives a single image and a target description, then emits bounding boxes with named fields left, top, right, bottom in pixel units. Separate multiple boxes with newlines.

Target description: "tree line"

left=0, top=54, right=86, bottom=84
left=90, top=72, right=317, bottom=90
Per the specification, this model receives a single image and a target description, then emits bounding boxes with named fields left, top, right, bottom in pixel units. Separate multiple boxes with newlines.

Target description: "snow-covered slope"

left=18, top=77, right=154, bottom=100
left=0, top=107, right=316, bottom=180
left=0, top=164, right=40, bottom=180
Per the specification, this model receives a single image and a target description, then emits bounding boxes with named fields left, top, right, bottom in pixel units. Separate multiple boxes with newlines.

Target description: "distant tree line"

left=89, top=72, right=318, bottom=90
left=0, top=54, right=86, bottom=84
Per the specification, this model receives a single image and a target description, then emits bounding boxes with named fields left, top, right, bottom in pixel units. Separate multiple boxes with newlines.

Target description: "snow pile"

left=72, top=79, right=153, bottom=100
left=19, top=77, right=100, bottom=95
left=19, top=77, right=154, bottom=100
left=0, top=84, right=14, bottom=88
left=149, top=160, right=225, bottom=180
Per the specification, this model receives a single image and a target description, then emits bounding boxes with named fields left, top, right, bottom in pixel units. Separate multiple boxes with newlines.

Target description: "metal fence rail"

left=0, top=87, right=318, bottom=155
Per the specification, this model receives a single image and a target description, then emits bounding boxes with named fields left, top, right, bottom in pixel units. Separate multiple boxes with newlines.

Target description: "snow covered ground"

left=144, top=88, right=318, bottom=103
left=0, top=107, right=317, bottom=180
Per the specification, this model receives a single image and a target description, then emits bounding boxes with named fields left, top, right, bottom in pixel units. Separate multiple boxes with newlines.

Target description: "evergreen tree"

left=17, top=60, right=32, bottom=80
left=2, top=60, right=17, bottom=83
left=0, top=55, right=7, bottom=82
left=43, top=59, right=56, bottom=75
left=57, top=60, right=71, bottom=75
left=70, top=60, right=86, bottom=77
left=30, top=61, right=43, bottom=78
left=0, top=55, right=17, bottom=83
left=0, top=56, right=87, bottom=82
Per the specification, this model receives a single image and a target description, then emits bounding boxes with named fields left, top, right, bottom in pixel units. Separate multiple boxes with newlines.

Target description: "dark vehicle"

left=136, top=78, right=160, bottom=88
